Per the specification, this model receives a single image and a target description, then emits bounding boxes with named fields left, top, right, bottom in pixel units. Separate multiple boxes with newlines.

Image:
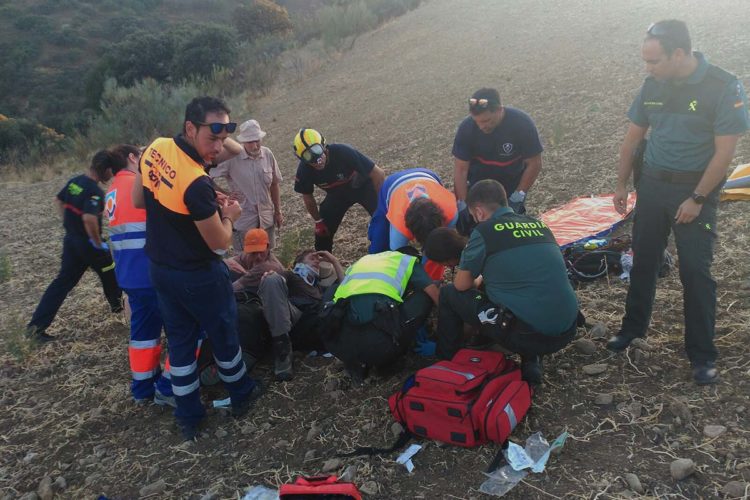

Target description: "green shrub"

left=0, top=115, right=69, bottom=164
left=233, top=0, right=293, bottom=43
left=170, top=24, right=238, bottom=81
left=13, top=15, right=54, bottom=33
left=317, top=1, right=376, bottom=49
left=85, top=78, right=201, bottom=147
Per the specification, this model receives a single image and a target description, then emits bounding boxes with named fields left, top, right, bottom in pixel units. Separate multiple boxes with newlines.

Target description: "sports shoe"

left=180, top=423, right=200, bottom=441
left=232, top=380, right=265, bottom=418
left=154, top=390, right=177, bottom=408
left=606, top=333, right=637, bottom=352
left=521, top=355, right=544, bottom=385
left=692, top=361, right=719, bottom=385
left=272, top=335, right=294, bottom=382
left=26, top=326, right=56, bottom=344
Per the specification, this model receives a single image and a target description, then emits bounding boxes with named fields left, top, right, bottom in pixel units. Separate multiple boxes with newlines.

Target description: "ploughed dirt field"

left=2, top=0, right=750, bottom=498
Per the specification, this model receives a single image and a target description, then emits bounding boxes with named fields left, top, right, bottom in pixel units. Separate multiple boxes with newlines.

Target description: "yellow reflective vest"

left=333, top=251, right=417, bottom=303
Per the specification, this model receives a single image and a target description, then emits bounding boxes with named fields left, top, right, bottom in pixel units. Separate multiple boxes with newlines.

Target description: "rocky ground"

left=1, top=0, right=750, bottom=498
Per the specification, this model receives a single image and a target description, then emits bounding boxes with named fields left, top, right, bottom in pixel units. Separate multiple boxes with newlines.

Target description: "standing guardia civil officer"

left=609, top=20, right=749, bottom=384
left=133, top=96, right=262, bottom=439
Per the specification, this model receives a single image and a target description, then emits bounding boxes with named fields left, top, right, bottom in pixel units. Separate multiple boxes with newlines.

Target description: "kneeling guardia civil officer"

left=424, top=180, right=580, bottom=385
left=133, top=96, right=262, bottom=440
left=323, top=249, right=439, bottom=383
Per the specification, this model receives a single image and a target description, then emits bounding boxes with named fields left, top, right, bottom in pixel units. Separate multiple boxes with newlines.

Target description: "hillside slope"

left=1, top=0, right=749, bottom=498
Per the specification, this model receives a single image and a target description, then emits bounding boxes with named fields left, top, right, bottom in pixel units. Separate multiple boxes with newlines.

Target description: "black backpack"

left=564, top=235, right=631, bottom=282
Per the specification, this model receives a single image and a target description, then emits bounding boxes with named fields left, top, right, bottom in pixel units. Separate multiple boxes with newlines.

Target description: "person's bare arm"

left=55, top=198, right=63, bottom=217
left=271, top=178, right=283, bottom=227
left=369, top=165, right=385, bottom=193
left=517, top=154, right=542, bottom=192
left=302, top=193, right=321, bottom=220
left=614, top=123, right=648, bottom=214
left=82, top=214, right=103, bottom=247
left=675, top=134, right=740, bottom=224
left=132, top=172, right=145, bottom=209
left=214, top=138, right=242, bottom=164
left=195, top=199, right=241, bottom=252
left=453, top=268, right=475, bottom=292
left=454, top=158, right=470, bottom=202
left=423, top=283, right=439, bottom=305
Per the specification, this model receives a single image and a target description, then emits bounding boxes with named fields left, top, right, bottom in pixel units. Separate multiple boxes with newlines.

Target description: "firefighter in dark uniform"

left=133, top=96, right=262, bottom=440
left=427, top=180, right=580, bottom=385
left=608, top=20, right=749, bottom=384
left=26, top=150, right=122, bottom=343
left=293, top=128, right=385, bottom=252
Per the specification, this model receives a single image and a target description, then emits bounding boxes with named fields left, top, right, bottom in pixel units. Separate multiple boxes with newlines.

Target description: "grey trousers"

left=257, top=272, right=301, bottom=338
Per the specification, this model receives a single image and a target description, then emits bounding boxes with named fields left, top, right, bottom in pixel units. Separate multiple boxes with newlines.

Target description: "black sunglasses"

left=194, top=121, right=237, bottom=134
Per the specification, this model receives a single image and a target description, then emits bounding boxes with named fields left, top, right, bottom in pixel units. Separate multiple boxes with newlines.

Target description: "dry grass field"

left=1, top=0, right=749, bottom=498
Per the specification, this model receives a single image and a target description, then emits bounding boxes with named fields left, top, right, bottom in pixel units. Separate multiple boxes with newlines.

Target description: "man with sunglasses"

left=293, top=128, right=385, bottom=252
left=452, top=88, right=543, bottom=235
left=132, top=96, right=263, bottom=440
left=608, top=20, right=749, bottom=385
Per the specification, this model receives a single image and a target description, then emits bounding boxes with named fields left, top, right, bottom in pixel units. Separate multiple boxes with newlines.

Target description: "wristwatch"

left=690, top=192, right=706, bottom=205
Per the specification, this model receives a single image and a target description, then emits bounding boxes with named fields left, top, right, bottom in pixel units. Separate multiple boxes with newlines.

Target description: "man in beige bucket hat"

left=210, top=119, right=284, bottom=251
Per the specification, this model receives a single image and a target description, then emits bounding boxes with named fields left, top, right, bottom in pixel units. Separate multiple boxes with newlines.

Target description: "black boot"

left=521, top=355, right=544, bottom=385
left=272, top=334, right=293, bottom=381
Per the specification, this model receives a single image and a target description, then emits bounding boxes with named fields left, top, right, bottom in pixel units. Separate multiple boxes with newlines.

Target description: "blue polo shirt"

left=459, top=207, right=578, bottom=335
left=628, top=52, right=749, bottom=172
left=452, top=107, right=543, bottom=194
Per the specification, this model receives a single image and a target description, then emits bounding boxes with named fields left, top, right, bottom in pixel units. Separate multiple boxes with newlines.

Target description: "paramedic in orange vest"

left=106, top=144, right=175, bottom=407
left=367, top=167, right=458, bottom=280
left=132, top=96, right=262, bottom=440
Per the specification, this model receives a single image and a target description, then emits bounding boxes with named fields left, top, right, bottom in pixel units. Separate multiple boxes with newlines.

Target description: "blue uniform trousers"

left=124, top=287, right=173, bottom=400
left=149, top=259, right=256, bottom=427
left=28, top=234, right=121, bottom=333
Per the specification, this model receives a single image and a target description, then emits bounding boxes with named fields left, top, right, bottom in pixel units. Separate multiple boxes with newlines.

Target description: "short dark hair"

left=90, top=149, right=115, bottom=178
left=293, top=249, right=316, bottom=266
left=184, top=96, right=231, bottom=132
left=466, top=179, right=508, bottom=210
left=110, top=144, right=140, bottom=174
left=470, top=88, right=501, bottom=115
left=423, top=228, right=467, bottom=263
left=405, top=198, right=445, bottom=245
left=646, top=20, right=691, bottom=56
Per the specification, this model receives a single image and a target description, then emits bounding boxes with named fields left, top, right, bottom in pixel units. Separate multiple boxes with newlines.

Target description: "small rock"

left=323, top=378, right=339, bottom=392
left=322, top=458, right=342, bottom=473
left=52, top=476, right=67, bottom=492
left=670, top=458, right=695, bottom=481
left=703, top=425, right=726, bottom=439
left=627, top=402, right=643, bottom=418
left=306, top=424, right=323, bottom=441
left=624, top=473, right=644, bottom=494
left=327, top=390, right=345, bottom=400
left=740, top=279, right=750, bottom=290
left=241, top=424, right=256, bottom=435
left=723, top=480, right=749, bottom=497
left=89, top=407, right=103, bottom=418
left=93, top=444, right=107, bottom=458
left=36, top=477, right=54, bottom=500
left=594, top=393, right=614, bottom=405
left=147, top=464, right=159, bottom=481
left=589, top=323, right=608, bottom=339
left=215, top=428, right=228, bottom=438
left=340, top=464, right=358, bottom=483
left=18, top=493, right=39, bottom=500
left=573, top=338, right=597, bottom=355
left=140, top=479, right=167, bottom=497
left=23, top=452, right=39, bottom=464
left=276, top=440, right=290, bottom=448
left=85, top=473, right=102, bottom=486
left=259, top=422, right=272, bottom=432
left=304, top=450, right=316, bottom=461
left=360, top=481, right=378, bottom=496
left=630, top=338, right=652, bottom=351
left=668, top=400, right=692, bottom=424
left=735, top=406, right=746, bottom=414
left=199, top=492, right=219, bottom=500
left=391, top=422, right=404, bottom=437
left=631, top=349, right=646, bottom=364
left=582, top=364, right=608, bottom=375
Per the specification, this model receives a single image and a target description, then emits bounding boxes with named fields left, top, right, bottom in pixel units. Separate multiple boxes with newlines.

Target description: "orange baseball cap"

left=244, top=229, right=269, bottom=253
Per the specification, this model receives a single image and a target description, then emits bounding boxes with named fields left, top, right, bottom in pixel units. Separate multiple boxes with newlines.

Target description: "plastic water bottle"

left=583, top=238, right=608, bottom=250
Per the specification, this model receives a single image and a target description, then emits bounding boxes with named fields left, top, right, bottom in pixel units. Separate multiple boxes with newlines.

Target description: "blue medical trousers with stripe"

left=149, top=259, right=256, bottom=427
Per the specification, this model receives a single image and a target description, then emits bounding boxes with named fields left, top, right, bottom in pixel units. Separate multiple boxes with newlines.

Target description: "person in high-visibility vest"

left=367, top=167, right=458, bottom=280
left=132, top=96, right=262, bottom=440
left=106, top=144, right=175, bottom=407
left=26, top=150, right=122, bottom=343
left=323, top=250, right=439, bottom=383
